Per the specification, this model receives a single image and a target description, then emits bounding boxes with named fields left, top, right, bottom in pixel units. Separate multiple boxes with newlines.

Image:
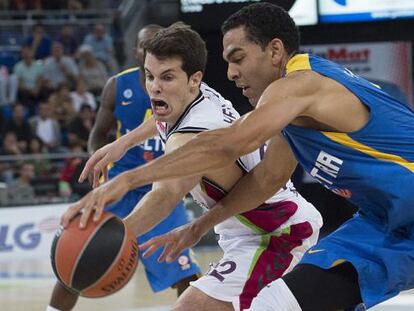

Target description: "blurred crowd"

left=0, top=6, right=123, bottom=206
left=0, top=0, right=119, bottom=11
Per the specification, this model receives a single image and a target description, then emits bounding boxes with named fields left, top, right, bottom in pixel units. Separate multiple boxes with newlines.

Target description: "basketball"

left=50, top=211, right=138, bottom=298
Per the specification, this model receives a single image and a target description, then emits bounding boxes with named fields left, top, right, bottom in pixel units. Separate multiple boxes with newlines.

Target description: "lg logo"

left=0, top=223, right=41, bottom=251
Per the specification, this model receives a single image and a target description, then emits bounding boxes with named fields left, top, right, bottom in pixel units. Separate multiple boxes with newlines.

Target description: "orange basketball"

left=50, top=211, right=138, bottom=298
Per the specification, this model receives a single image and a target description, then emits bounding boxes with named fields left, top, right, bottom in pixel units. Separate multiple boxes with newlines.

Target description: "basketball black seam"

left=80, top=222, right=128, bottom=295
left=69, top=214, right=114, bottom=287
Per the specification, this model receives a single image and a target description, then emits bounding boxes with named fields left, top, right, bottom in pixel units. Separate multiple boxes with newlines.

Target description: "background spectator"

left=78, top=44, right=108, bottom=96
left=43, top=41, right=78, bottom=91
left=6, top=162, right=35, bottom=205
left=27, top=136, right=52, bottom=177
left=0, top=131, right=23, bottom=183
left=10, top=0, right=42, bottom=10
left=70, top=78, right=96, bottom=112
left=48, top=83, right=76, bottom=130
left=29, top=101, right=61, bottom=152
left=24, top=23, right=51, bottom=60
left=14, top=45, right=45, bottom=114
left=3, top=103, right=32, bottom=151
left=83, top=23, right=118, bottom=74
left=57, top=23, right=80, bottom=57
left=67, top=0, right=86, bottom=11
left=0, top=65, right=18, bottom=106
left=67, top=103, right=94, bottom=149
left=59, top=143, right=90, bottom=199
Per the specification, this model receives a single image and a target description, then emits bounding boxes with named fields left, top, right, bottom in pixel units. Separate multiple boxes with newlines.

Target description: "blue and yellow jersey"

left=111, top=67, right=164, bottom=175
left=282, top=54, right=414, bottom=231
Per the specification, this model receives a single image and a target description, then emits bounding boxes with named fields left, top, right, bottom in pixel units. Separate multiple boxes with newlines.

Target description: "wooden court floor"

left=0, top=247, right=222, bottom=311
left=1, top=247, right=413, bottom=311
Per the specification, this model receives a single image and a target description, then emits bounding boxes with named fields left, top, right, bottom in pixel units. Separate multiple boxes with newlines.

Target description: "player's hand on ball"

left=61, top=176, right=129, bottom=229
left=139, top=222, right=202, bottom=263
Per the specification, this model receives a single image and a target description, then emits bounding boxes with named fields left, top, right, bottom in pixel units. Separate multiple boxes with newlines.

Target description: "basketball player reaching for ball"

left=65, top=4, right=414, bottom=311
left=46, top=25, right=200, bottom=311
left=63, top=23, right=322, bottom=311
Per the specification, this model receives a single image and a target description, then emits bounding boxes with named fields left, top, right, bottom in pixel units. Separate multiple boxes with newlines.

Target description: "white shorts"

left=191, top=217, right=320, bottom=310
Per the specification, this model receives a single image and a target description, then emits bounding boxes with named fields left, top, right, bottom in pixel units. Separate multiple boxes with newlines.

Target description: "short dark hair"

left=221, top=3, right=300, bottom=54
left=144, top=22, right=207, bottom=78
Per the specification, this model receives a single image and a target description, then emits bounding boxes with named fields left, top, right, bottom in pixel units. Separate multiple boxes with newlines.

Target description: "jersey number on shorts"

left=208, top=260, right=236, bottom=282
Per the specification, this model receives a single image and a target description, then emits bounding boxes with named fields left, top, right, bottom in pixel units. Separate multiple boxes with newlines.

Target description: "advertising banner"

left=319, top=0, right=414, bottom=23
left=302, top=41, right=413, bottom=107
left=0, top=204, right=68, bottom=262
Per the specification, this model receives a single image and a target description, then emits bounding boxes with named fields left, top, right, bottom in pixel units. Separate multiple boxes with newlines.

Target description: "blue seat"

left=0, top=32, right=24, bottom=47
left=0, top=51, right=20, bottom=72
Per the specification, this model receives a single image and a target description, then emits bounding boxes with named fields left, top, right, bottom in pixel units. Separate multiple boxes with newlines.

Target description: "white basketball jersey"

left=156, top=83, right=313, bottom=236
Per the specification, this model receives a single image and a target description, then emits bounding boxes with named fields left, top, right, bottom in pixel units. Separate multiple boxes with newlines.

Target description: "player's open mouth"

left=151, top=99, right=171, bottom=116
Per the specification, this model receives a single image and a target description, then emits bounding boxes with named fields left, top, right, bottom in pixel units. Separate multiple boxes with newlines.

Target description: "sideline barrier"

left=0, top=204, right=68, bottom=262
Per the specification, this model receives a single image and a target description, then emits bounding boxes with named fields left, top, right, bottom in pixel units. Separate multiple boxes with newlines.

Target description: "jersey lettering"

left=222, top=104, right=237, bottom=124
left=310, top=150, right=343, bottom=185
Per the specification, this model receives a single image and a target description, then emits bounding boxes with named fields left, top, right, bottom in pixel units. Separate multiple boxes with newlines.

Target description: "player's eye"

left=233, top=57, right=243, bottom=64
left=162, top=75, right=174, bottom=81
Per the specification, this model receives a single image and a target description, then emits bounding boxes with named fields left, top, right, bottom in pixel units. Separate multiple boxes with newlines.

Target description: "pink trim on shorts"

left=200, top=177, right=226, bottom=203
left=238, top=222, right=314, bottom=311
left=201, top=178, right=298, bottom=233
left=240, top=201, right=298, bottom=233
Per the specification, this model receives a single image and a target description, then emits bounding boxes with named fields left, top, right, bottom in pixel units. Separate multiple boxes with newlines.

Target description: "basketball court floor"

left=1, top=247, right=413, bottom=311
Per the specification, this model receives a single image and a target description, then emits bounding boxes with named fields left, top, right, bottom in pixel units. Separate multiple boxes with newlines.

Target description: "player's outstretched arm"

left=139, top=134, right=298, bottom=262
left=120, top=74, right=312, bottom=190
left=62, top=74, right=315, bottom=228
left=61, top=133, right=200, bottom=229
left=79, top=115, right=158, bottom=187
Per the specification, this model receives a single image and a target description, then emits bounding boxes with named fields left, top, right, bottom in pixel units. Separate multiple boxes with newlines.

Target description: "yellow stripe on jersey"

left=116, top=120, right=122, bottom=140
left=116, top=66, right=139, bottom=77
left=330, top=259, right=346, bottom=268
left=143, top=108, right=152, bottom=122
left=322, top=132, right=414, bottom=173
left=286, top=54, right=312, bottom=75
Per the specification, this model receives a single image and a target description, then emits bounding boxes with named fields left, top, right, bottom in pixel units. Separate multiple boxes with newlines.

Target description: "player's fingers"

left=141, top=244, right=161, bottom=258
left=139, top=235, right=164, bottom=250
left=61, top=203, right=82, bottom=228
left=158, top=242, right=175, bottom=263
left=79, top=153, right=100, bottom=182
left=92, top=164, right=103, bottom=188
left=79, top=202, right=94, bottom=229
left=93, top=200, right=105, bottom=222
left=139, top=236, right=163, bottom=254
left=93, top=155, right=111, bottom=188
left=166, top=243, right=184, bottom=263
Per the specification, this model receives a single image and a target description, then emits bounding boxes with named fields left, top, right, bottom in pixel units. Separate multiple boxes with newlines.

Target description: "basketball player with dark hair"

left=62, top=3, right=414, bottom=311
left=64, top=22, right=322, bottom=310
left=46, top=25, right=200, bottom=311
